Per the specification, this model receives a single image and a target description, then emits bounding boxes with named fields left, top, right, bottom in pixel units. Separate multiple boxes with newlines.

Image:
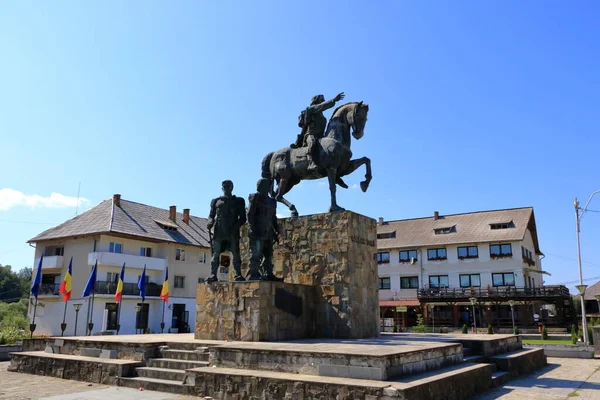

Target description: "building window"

left=492, top=273, right=515, bottom=287
left=399, top=250, right=418, bottom=263
left=427, top=248, right=447, bottom=261
left=429, top=275, right=449, bottom=288
left=490, top=244, right=512, bottom=259
left=490, top=222, right=511, bottom=230
left=379, top=277, right=391, bottom=290
left=377, top=252, right=390, bottom=264
left=44, top=246, right=64, bottom=257
left=434, top=226, right=454, bottom=235
left=521, top=246, right=535, bottom=266
left=140, top=247, right=152, bottom=257
left=174, top=276, right=185, bottom=288
left=199, top=253, right=207, bottom=263
left=401, top=276, right=419, bottom=289
left=109, top=242, right=122, bottom=254
left=377, top=232, right=396, bottom=239
left=458, top=246, right=478, bottom=259
left=459, top=274, right=481, bottom=287
left=106, top=272, right=119, bottom=283
left=175, top=248, right=186, bottom=261
left=105, top=303, right=118, bottom=330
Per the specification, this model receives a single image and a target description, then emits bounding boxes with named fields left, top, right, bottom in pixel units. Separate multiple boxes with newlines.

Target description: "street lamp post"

left=508, top=300, right=516, bottom=335
left=576, top=285, right=588, bottom=343
left=429, top=304, right=435, bottom=333
left=135, top=305, right=142, bottom=334
left=469, top=297, right=477, bottom=334
left=574, top=192, right=600, bottom=345
left=73, top=303, right=82, bottom=336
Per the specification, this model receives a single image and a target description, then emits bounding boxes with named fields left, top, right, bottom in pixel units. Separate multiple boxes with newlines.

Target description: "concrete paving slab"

left=41, top=387, right=180, bottom=400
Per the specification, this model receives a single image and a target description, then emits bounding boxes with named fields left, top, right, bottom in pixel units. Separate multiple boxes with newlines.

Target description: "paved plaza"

left=1, top=357, right=599, bottom=399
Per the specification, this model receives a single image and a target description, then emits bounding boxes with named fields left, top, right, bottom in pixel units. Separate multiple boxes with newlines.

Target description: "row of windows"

left=378, top=272, right=518, bottom=290
left=377, top=244, right=514, bottom=264
left=106, top=242, right=207, bottom=263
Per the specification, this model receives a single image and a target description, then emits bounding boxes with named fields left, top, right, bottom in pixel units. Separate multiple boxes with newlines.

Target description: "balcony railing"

left=417, top=285, right=570, bottom=301
left=39, top=283, right=61, bottom=296
left=94, top=280, right=162, bottom=297
left=88, top=252, right=166, bottom=271
left=34, top=256, right=64, bottom=270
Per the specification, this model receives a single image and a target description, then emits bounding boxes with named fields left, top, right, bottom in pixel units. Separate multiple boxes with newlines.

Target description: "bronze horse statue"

left=261, top=101, right=371, bottom=216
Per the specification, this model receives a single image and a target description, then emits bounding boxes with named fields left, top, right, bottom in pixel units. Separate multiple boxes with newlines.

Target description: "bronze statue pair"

left=206, top=179, right=280, bottom=283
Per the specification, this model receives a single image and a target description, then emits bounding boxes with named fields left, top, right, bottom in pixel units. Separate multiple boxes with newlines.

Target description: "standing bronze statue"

left=246, top=178, right=282, bottom=281
left=206, top=180, right=246, bottom=283
left=261, top=94, right=371, bottom=216
left=291, top=92, right=345, bottom=174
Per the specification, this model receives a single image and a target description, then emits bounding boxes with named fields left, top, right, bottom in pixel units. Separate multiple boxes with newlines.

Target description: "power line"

left=0, top=218, right=56, bottom=225
left=544, top=252, right=600, bottom=268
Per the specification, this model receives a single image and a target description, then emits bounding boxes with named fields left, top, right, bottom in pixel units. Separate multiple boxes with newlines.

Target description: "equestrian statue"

left=261, top=92, right=371, bottom=216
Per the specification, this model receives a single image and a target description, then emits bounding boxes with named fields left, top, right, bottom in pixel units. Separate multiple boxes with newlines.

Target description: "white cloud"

left=0, top=188, right=90, bottom=211
left=350, top=183, right=359, bottom=190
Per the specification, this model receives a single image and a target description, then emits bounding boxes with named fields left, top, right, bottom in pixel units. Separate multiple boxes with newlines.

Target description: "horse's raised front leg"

left=274, top=178, right=299, bottom=217
left=342, top=157, right=372, bottom=192
left=327, top=168, right=345, bottom=213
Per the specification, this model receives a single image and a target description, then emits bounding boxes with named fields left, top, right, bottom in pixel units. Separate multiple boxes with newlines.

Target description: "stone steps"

left=463, top=355, right=484, bottom=363
left=491, top=371, right=510, bottom=387
left=159, top=349, right=208, bottom=361
left=462, top=347, right=472, bottom=357
left=147, top=358, right=209, bottom=370
left=165, top=342, right=208, bottom=352
left=488, top=347, right=546, bottom=378
left=119, top=376, right=193, bottom=395
left=135, top=366, right=186, bottom=381
left=188, top=362, right=495, bottom=400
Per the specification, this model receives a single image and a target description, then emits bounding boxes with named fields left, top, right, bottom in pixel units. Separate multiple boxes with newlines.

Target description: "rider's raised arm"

left=309, top=97, right=336, bottom=113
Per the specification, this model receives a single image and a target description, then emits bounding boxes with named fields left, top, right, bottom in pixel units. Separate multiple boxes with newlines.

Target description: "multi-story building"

left=377, top=207, right=572, bottom=331
left=27, top=194, right=216, bottom=336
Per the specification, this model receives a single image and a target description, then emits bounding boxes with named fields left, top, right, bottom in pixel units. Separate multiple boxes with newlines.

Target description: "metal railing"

left=39, top=283, right=61, bottom=296
left=417, top=285, right=570, bottom=300
left=94, top=281, right=162, bottom=297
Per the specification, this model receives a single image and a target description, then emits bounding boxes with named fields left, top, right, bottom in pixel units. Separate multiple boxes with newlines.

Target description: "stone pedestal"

left=195, top=281, right=315, bottom=341
left=200, top=210, right=379, bottom=340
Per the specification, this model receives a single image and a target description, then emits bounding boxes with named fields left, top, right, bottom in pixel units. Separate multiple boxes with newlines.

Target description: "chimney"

left=378, top=217, right=384, bottom=225
left=113, top=194, right=121, bottom=207
left=434, top=211, right=439, bottom=220
left=169, top=205, right=176, bottom=222
left=183, top=208, right=190, bottom=224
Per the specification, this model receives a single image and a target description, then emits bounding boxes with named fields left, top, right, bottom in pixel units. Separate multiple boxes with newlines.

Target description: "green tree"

left=413, top=314, right=427, bottom=333
left=462, top=324, right=468, bottom=334
left=541, top=325, right=548, bottom=340
left=487, top=325, right=494, bottom=334
left=0, top=265, right=31, bottom=302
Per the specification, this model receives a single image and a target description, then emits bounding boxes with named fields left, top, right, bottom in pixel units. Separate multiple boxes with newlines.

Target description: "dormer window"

left=154, top=219, right=178, bottom=232
left=490, top=221, right=512, bottom=230
left=377, top=231, right=396, bottom=239
left=434, top=226, right=455, bottom=235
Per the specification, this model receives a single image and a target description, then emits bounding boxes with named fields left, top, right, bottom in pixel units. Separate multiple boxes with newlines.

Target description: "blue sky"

left=1, top=2, right=599, bottom=292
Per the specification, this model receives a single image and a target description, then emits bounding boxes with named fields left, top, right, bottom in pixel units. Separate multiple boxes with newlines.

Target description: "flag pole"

left=30, top=297, right=38, bottom=339
left=161, top=301, right=165, bottom=333
left=60, top=299, right=68, bottom=337
left=116, top=300, right=122, bottom=335
left=88, top=289, right=95, bottom=336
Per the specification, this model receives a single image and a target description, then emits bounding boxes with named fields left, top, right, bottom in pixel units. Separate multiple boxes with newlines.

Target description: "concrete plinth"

left=195, top=281, right=315, bottom=341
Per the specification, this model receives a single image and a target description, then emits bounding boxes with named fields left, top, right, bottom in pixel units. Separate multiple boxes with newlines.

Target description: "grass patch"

left=568, top=391, right=580, bottom=397
left=522, top=339, right=575, bottom=345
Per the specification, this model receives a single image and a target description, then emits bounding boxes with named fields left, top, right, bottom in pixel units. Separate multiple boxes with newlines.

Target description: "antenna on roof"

left=75, top=182, right=81, bottom=216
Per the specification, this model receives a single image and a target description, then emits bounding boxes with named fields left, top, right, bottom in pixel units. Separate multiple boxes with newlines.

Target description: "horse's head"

left=349, top=101, right=369, bottom=140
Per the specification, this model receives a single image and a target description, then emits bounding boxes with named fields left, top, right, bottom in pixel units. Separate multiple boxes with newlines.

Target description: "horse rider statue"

left=290, top=92, right=345, bottom=173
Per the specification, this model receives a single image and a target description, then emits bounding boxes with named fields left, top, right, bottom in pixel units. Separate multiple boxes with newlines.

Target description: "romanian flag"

left=160, top=267, right=169, bottom=303
left=115, top=263, right=125, bottom=303
left=59, top=257, right=73, bottom=302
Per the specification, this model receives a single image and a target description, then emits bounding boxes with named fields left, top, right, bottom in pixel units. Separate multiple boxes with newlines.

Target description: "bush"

left=0, top=327, right=28, bottom=344
left=541, top=325, right=548, bottom=340
left=487, top=325, right=494, bottom=335
left=514, top=326, right=519, bottom=335
left=571, top=324, right=578, bottom=335
left=393, top=323, right=398, bottom=333
left=412, top=314, right=427, bottom=333
left=571, top=334, right=578, bottom=344
left=462, top=324, right=468, bottom=334
left=588, top=326, right=594, bottom=345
